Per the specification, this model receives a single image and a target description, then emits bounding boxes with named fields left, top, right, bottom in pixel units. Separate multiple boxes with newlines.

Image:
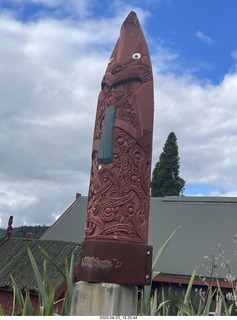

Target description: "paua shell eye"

left=132, top=52, right=141, bottom=59
left=108, top=57, right=114, bottom=63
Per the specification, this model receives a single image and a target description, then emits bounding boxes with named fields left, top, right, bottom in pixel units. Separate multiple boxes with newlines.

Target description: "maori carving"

left=85, top=11, right=154, bottom=244
left=6, top=216, right=13, bottom=238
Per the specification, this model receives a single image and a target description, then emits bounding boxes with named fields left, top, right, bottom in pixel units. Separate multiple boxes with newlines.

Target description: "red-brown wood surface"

left=85, top=11, right=154, bottom=245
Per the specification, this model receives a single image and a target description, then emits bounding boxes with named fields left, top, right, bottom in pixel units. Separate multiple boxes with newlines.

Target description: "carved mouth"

left=101, top=69, right=151, bottom=92
left=101, top=65, right=150, bottom=90
left=102, top=73, right=142, bottom=90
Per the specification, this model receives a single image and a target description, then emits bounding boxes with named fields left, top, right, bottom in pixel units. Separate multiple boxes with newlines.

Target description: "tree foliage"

left=0, top=225, right=49, bottom=243
left=151, top=132, right=185, bottom=197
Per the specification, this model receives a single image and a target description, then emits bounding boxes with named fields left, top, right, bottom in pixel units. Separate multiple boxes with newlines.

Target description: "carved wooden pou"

left=79, top=11, right=154, bottom=286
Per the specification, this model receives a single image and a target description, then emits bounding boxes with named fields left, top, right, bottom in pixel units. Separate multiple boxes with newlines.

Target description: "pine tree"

left=151, top=132, right=185, bottom=197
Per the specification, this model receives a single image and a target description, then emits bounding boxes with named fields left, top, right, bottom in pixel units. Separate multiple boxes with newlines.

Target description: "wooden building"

left=0, top=237, right=81, bottom=313
left=41, top=194, right=237, bottom=312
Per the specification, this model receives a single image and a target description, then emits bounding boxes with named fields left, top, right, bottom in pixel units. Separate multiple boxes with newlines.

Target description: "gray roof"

left=41, top=196, right=87, bottom=243
left=0, top=238, right=81, bottom=291
left=149, top=197, right=237, bottom=280
left=42, top=195, right=237, bottom=280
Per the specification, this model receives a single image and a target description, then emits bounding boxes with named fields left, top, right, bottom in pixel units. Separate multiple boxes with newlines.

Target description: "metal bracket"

left=78, top=240, right=153, bottom=286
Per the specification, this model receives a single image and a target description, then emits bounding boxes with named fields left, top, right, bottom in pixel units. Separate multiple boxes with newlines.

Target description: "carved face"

left=94, top=12, right=153, bottom=143
left=102, top=11, right=152, bottom=90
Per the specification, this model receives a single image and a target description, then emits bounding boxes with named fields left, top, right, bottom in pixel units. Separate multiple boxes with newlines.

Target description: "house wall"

left=0, top=289, right=66, bottom=315
left=0, top=268, right=80, bottom=314
left=0, top=290, right=15, bottom=314
left=0, top=289, right=38, bottom=314
left=153, top=278, right=232, bottom=315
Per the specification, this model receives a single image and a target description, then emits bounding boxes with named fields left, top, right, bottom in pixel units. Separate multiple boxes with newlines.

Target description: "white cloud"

left=0, top=181, right=37, bottom=209
left=0, top=6, right=153, bottom=227
left=5, top=0, right=92, bottom=19
left=231, top=50, right=237, bottom=60
left=196, top=31, right=213, bottom=45
left=108, top=0, right=151, bottom=25
left=1, top=4, right=237, bottom=228
left=151, top=45, right=179, bottom=73
left=153, top=70, right=237, bottom=195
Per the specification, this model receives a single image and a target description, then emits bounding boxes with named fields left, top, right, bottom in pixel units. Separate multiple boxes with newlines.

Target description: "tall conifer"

left=151, top=132, right=185, bottom=197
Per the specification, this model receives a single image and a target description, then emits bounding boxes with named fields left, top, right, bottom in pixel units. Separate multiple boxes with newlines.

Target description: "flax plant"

left=7, top=231, right=237, bottom=316
left=138, top=226, right=180, bottom=315
left=10, top=247, right=74, bottom=316
left=137, top=225, right=237, bottom=316
left=0, top=304, right=4, bottom=315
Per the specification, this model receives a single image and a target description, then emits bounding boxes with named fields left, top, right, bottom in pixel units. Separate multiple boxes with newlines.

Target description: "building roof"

left=41, top=195, right=237, bottom=280
left=0, top=238, right=81, bottom=292
left=41, top=195, right=87, bottom=243
left=149, top=196, right=237, bottom=280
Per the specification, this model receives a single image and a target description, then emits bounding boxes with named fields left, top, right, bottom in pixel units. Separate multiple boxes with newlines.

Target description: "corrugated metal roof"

left=149, top=197, right=237, bottom=280
left=42, top=196, right=237, bottom=280
left=42, top=196, right=87, bottom=243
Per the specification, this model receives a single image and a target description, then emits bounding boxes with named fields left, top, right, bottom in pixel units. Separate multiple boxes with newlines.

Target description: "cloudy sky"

left=1, top=0, right=237, bottom=228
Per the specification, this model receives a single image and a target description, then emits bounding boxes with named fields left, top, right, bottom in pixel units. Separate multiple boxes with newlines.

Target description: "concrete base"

left=70, top=281, right=138, bottom=316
